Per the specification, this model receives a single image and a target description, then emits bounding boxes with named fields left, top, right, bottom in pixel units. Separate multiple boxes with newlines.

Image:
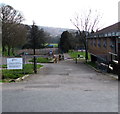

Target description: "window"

left=105, top=34, right=108, bottom=37
left=110, top=39, right=115, bottom=49
left=108, top=33, right=112, bottom=36
left=112, top=32, right=115, bottom=36
left=116, top=32, right=119, bottom=36
left=103, top=39, right=107, bottom=48
left=98, top=39, right=101, bottom=47
left=93, top=39, right=96, bottom=46
left=90, top=39, right=93, bottom=46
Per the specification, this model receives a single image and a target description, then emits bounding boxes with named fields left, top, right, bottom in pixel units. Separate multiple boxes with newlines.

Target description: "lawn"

left=69, top=50, right=98, bottom=69
left=86, top=61, right=97, bottom=68
left=68, top=50, right=91, bottom=60
left=45, top=43, right=58, bottom=48
left=29, top=57, right=52, bottom=63
left=2, top=64, right=43, bottom=81
left=50, top=43, right=58, bottom=48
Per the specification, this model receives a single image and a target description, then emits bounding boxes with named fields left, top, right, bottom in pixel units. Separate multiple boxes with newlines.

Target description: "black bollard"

left=33, top=56, right=37, bottom=74
left=75, top=58, right=77, bottom=64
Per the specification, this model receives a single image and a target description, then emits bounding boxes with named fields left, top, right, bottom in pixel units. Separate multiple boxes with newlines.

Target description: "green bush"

left=0, top=64, right=7, bottom=68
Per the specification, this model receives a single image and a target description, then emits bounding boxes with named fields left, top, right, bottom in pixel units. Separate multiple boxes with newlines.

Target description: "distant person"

left=62, top=54, right=64, bottom=60
left=53, top=55, right=57, bottom=63
left=49, top=50, right=53, bottom=56
left=59, top=54, right=61, bottom=61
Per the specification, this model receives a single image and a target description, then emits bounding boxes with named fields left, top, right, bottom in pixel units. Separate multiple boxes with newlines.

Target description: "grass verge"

left=29, top=57, right=52, bottom=63
left=0, top=64, right=7, bottom=68
left=68, top=50, right=91, bottom=60
left=86, top=61, right=97, bottom=69
left=1, top=64, right=43, bottom=82
left=69, top=50, right=97, bottom=69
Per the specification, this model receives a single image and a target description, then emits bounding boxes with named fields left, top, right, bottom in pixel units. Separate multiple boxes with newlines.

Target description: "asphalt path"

left=2, top=54, right=118, bottom=112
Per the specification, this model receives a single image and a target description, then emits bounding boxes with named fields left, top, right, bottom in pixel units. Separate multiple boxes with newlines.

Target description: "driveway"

left=2, top=54, right=118, bottom=112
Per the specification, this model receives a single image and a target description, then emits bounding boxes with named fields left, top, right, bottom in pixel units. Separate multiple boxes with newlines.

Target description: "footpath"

left=16, top=53, right=118, bottom=82
left=2, top=53, right=118, bottom=112
left=64, top=53, right=118, bottom=80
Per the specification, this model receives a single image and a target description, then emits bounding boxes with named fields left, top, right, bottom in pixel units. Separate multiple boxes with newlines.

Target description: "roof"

left=96, top=22, right=120, bottom=34
left=89, top=22, right=120, bottom=38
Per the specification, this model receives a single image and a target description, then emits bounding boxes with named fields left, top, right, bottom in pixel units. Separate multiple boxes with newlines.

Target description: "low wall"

left=17, top=48, right=59, bottom=55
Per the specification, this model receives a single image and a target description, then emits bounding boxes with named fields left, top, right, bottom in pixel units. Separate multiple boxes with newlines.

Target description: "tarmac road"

left=2, top=54, right=118, bottom=112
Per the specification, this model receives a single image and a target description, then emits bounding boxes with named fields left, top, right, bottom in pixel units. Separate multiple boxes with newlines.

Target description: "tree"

left=75, top=31, right=84, bottom=49
left=1, top=4, right=26, bottom=56
left=37, top=28, right=50, bottom=48
left=59, top=31, right=75, bottom=53
left=23, top=24, right=50, bottom=50
left=70, top=9, right=101, bottom=62
left=10, top=24, right=27, bottom=55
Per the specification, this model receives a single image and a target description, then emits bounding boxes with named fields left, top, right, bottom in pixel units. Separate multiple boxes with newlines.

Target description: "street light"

left=32, top=21, right=37, bottom=74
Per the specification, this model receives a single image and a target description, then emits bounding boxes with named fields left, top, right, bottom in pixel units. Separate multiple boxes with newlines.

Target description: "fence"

left=96, top=57, right=109, bottom=72
left=108, top=52, right=119, bottom=75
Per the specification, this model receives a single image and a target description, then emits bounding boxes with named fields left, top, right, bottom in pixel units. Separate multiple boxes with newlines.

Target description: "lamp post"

left=32, top=21, right=37, bottom=74
left=84, top=32, right=88, bottom=63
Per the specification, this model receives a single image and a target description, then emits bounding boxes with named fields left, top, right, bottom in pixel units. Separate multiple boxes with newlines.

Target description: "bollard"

left=75, top=58, right=77, bottom=64
left=62, top=55, right=64, bottom=60
left=33, top=56, right=37, bottom=74
left=78, top=54, right=80, bottom=58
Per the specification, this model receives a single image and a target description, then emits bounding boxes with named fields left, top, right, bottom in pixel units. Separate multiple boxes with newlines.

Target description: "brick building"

left=87, top=22, right=120, bottom=63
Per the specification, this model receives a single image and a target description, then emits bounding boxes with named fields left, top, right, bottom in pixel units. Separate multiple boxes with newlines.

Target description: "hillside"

left=39, top=26, right=77, bottom=37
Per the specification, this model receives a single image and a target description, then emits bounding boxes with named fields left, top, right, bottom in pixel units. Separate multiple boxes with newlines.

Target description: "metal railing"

left=96, top=57, right=109, bottom=72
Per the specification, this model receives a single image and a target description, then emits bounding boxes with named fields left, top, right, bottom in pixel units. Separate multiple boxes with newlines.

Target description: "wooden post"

left=118, top=43, right=120, bottom=80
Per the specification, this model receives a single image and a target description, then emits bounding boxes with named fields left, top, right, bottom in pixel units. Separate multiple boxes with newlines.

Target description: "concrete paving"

left=2, top=54, right=118, bottom=112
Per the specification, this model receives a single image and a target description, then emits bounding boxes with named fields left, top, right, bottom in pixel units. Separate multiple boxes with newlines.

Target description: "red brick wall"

left=88, top=37, right=118, bottom=60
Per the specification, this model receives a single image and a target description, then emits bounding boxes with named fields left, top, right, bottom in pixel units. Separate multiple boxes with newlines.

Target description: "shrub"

left=0, top=64, right=7, bottom=68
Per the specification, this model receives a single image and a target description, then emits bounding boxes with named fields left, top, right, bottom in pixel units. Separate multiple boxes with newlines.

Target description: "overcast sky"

left=0, top=0, right=119, bottom=29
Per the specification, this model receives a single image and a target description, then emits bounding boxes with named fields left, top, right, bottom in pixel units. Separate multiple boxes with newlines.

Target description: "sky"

left=0, top=0, right=120, bottom=30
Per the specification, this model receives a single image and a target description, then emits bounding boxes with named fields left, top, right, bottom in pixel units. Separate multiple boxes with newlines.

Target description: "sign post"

left=7, top=58, right=23, bottom=70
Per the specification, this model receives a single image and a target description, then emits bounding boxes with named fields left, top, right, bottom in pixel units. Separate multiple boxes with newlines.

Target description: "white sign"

left=7, top=58, right=23, bottom=69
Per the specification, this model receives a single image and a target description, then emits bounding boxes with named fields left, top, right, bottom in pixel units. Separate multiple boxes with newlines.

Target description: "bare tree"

left=1, top=5, right=24, bottom=23
left=10, top=24, right=27, bottom=55
left=70, top=9, right=101, bottom=62
left=0, top=4, right=26, bottom=56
